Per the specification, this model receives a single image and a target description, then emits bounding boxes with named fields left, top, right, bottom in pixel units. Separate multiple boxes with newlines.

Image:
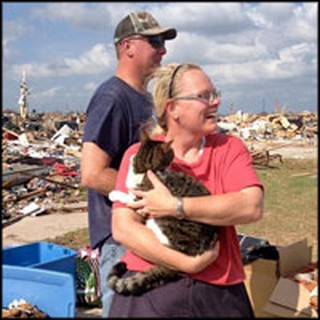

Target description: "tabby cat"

left=107, top=131, right=220, bottom=296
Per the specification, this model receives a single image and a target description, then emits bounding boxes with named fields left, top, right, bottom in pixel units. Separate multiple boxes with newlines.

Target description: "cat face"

left=133, top=139, right=174, bottom=174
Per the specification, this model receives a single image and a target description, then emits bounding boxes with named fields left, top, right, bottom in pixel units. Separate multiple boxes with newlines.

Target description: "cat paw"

left=108, top=190, right=135, bottom=204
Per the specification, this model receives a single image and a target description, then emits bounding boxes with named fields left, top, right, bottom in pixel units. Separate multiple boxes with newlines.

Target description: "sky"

left=2, top=2, right=318, bottom=115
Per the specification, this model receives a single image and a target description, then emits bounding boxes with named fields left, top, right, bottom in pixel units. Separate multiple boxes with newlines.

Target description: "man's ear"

left=122, top=38, right=134, bottom=57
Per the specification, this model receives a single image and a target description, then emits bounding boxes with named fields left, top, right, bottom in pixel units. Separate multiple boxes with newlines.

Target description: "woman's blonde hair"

left=150, top=63, right=202, bottom=135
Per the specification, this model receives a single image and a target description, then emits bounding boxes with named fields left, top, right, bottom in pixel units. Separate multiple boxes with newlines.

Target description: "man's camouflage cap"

left=114, top=11, right=177, bottom=44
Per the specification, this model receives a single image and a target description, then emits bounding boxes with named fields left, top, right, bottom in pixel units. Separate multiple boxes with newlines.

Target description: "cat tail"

left=107, top=263, right=182, bottom=296
left=107, top=261, right=128, bottom=289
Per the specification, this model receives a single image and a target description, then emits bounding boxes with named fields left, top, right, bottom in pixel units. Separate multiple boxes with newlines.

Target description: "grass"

left=238, top=158, right=318, bottom=261
left=48, top=158, right=318, bottom=261
left=47, top=228, right=90, bottom=250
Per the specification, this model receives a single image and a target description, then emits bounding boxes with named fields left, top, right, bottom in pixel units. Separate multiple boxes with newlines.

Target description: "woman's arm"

left=112, top=206, right=220, bottom=274
left=128, top=170, right=264, bottom=226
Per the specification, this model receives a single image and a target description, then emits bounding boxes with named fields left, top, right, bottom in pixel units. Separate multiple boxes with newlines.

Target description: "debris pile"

left=2, top=109, right=317, bottom=227
left=287, top=262, right=318, bottom=313
left=218, top=110, right=317, bottom=166
left=218, top=110, right=317, bottom=142
left=2, top=110, right=86, bottom=227
left=2, top=299, right=49, bottom=318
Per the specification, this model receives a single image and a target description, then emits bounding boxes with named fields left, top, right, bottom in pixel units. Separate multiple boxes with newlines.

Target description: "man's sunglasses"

left=128, top=35, right=165, bottom=49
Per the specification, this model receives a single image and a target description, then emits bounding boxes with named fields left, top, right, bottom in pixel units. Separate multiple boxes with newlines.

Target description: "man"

left=81, top=11, right=177, bottom=316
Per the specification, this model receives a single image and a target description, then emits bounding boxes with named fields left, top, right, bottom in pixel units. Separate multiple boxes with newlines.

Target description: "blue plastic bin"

left=2, top=265, right=75, bottom=317
left=2, top=241, right=77, bottom=276
left=2, top=242, right=77, bottom=317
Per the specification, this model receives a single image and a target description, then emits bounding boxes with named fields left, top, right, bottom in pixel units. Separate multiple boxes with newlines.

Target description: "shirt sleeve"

left=221, top=136, right=264, bottom=193
left=83, top=93, right=129, bottom=159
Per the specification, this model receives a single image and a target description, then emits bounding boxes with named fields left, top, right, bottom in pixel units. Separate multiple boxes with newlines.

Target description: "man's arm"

left=81, top=142, right=118, bottom=196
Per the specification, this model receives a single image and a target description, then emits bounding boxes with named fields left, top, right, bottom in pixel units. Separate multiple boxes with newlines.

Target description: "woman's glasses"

left=174, top=90, right=221, bottom=104
left=168, top=64, right=221, bottom=104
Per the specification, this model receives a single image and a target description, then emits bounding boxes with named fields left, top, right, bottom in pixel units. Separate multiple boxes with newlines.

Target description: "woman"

left=109, top=63, right=264, bottom=317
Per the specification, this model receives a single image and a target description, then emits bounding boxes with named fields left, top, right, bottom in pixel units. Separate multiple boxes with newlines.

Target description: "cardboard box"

left=244, top=257, right=278, bottom=317
left=244, top=238, right=317, bottom=318
left=263, top=238, right=317, bottom=318
left=264, top=277, right=317, bottom=318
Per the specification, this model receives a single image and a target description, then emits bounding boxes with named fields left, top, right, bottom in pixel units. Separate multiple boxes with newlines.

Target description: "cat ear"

left=139, top=126, right=150, bottom=142
left=163, top=139, right=173, bottom=152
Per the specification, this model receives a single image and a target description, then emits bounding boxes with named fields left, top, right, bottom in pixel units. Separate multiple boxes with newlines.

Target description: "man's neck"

left=116, top=66, right=147, bottom=94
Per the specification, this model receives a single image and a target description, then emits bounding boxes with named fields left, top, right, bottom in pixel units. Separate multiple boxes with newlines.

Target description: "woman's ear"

left=166, top=100, right=179, bottom=120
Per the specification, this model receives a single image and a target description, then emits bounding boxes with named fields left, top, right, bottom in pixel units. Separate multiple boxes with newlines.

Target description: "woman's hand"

left=128, top=170, right=176, bottom=218
left=113, top=204, right=220, bottom=274
left=179, top=241, right=220, bottom=274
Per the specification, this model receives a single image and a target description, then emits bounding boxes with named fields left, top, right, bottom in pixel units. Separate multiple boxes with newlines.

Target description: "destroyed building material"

left=23, top=171, right=79, bottom=190
left=2, top=164, right=51, bottom=189
left=252, top=150, right=283, bottom=167
left=2, top=187, right=48, bottom=204
left=51, top=124, right=73, bottom=146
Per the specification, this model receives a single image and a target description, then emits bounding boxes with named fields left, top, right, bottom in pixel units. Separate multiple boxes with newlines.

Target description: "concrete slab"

left=2, top=211, right=88, bottom=248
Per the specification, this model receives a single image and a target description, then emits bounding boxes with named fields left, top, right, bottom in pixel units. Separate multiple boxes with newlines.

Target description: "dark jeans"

left=109, top=271, right=254, bottom=318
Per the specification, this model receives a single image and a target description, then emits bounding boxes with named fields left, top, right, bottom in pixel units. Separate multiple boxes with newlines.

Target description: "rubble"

left=2, top=299, right=49, bottom=318
left=2, top=109, right=317, bottom=227
left=218, top=109, right=317, bottom=166
left=218, top=110, right=317, bottom=142
left=2, top=110, right=85, bottom=227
